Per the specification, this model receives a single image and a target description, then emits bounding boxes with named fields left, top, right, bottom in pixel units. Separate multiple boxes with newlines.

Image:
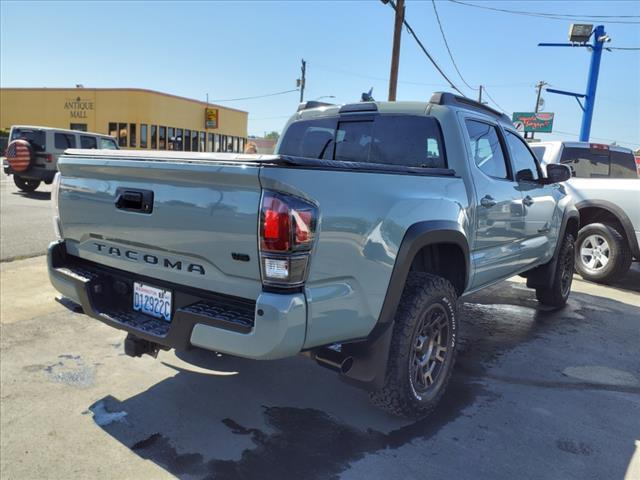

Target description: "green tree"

left=264, top=131, right=280, bottom=141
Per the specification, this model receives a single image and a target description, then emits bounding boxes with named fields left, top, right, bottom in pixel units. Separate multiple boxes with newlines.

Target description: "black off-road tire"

left=575, top=223, right=631, bottom=284
left=13, top=176, right=41, bottom=192
left=369, top=272, right=458, bottom=418
left=536, top=233, right=575, bottom=307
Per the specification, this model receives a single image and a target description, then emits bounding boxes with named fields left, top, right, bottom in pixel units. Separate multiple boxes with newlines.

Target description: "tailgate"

left=57, top=155, right=263, bottom=300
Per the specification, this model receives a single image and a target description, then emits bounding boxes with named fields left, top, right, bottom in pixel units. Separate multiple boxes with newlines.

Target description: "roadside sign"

left=512, top=112, right=554, bottom=133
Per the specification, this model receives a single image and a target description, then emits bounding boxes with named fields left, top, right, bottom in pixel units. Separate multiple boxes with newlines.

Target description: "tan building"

left=0, top=87, right=248, bottom=152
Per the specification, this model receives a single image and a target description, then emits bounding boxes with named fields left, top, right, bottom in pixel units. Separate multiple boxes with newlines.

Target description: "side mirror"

left=516, top=169, right=535, bottom=182
left=545, top=163, right=571, bottom=183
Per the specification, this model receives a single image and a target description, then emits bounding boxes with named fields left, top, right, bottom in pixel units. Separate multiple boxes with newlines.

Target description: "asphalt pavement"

left=0, top=174, right=55, bottom=261
left=1, top=175, right=639, bottom=479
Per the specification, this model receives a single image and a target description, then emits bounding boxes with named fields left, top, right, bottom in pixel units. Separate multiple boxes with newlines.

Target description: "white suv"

left=3, top=125, right=118, bottom=192
left=532, top=141, right=639, bottom=284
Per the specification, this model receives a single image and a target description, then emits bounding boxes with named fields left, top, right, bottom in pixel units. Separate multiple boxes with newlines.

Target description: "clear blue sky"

left=1, top=0, right=638, bottom=147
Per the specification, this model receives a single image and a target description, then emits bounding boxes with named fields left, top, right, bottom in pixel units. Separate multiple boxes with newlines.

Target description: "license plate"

left=133, top=282, right=172, bottom=322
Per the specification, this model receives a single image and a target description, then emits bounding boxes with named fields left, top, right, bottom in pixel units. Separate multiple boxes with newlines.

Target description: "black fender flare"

left=574, top=199, right=639, bottom=258
left=340, top=220, right=470, bottom=390
left=525, top=206, right=579, bottom=288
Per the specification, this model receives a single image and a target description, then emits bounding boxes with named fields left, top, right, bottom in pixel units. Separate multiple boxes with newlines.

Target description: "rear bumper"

left=4, top=164, right=56, bottom=183
left=47, top=241, right=306, bottom=359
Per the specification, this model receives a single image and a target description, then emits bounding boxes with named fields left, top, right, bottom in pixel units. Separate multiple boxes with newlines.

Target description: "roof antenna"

left=361, top=87, right=374, bottom=102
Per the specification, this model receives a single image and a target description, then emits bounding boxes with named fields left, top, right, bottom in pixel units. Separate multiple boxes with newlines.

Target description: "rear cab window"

left=10, top=128, right=46, bottom=152
left=277, top=115, right=446, bottom=169
left=610, top=150, right=638, bottom=178
left=560, top=147, right=613, bottom=178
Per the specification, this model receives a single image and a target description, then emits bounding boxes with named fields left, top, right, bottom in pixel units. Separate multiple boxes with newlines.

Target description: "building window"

left=168, top=127, right=175, bottom=150
left=233, top=137, right=239, bottom=153
left=109, top=122, right=118, bottom=139
left=159, top=126, right=166, bottom=150
left=214, top=134, right=220, bottom=152
left=70, top=123, right=87, bottom=131
left=54, top=133, right=76, bottom=149
left=199, top=131, right=205, bottom=152
left=129, top=123, right=137, bottom=148
left=227, top=136, right=234, bottom=152
left=140, top=124, right=148, bottom=148
left=117, top=123, right=127, bottom=147
left=176, top=129, right=184, bottom=151
left=80, top=135, right=97, bottom=149
left=184, top=130, right=191, bottom=151
left=192, top=131, right=199, bottom=152
left=151, top=125, right=157, bottom=149
left=208, top=133, right=214, bottom=152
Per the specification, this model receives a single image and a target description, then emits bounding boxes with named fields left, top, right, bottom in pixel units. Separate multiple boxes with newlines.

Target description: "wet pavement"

left=1, top=257, right=639, bottom=479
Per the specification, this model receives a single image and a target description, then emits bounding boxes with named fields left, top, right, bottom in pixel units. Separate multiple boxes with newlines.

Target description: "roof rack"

left=429, top=92, right=511, bottom=123
left=297, top=100, right=336, bottom=112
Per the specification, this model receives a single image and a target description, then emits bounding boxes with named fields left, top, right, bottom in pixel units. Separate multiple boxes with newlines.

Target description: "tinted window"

left=465, top=120, right=509, bottom=179
left=610, top=150, right=638, bottom=179
left=150, top=125, right=157, bottom=149
left=54, top=133, right=76, bottom=149
left=99, top=138, right=118, bottom=149
left=505, top=131, right=539, bottom=181
left=10, top=129, right=46, bottom=152
left=335, top=120, right=372, bottom=162
left=370, top=116, right=445, bottom=168
left=560, top=147, right=610, bottom=178
left=80, top=135, right=97, bottom=149
left=531, top=146, right=546, bottom=161
left=278, top=118, right=336, bottom=159
left=140, top=124, right=148, bottom=148
left=129, top=123, right=137, bottom=148
left=159, top=126, right=166, bottom=150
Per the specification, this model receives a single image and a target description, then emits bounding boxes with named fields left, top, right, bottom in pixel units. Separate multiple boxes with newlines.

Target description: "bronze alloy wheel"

left=409, top=303, right=450, bottom=399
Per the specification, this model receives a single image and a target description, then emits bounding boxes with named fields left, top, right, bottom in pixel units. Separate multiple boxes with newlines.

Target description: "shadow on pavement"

left=87, top=285, right=639, bottom=480
left=12, top=190, right=51, bottom=201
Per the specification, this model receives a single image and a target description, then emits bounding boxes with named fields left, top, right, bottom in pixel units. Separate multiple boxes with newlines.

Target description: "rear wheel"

left=370, top=272, right=458, bottom=418
left=13, top=176, right=41, bottom=192
left=575, top=223, right=631, bottom=284
left=536, top=233, right=575, bottom=307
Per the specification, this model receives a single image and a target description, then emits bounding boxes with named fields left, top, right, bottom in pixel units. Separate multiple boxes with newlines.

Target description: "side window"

left=505, top=131, right=540, bottom=181
left=560, top=147, right=610, bottom=178
left=531, top=146, right=546, bottom=162
left=610, top=151, right=637, bottom=179
left=464, top=119, right=509, bottom=179
left=80, top=135, right=97, bottom=149
left=99, top=138, right=118, bottom=149
left=54, top=133, right=76, bottom=149
left=334, top=120, right=373, bottom=162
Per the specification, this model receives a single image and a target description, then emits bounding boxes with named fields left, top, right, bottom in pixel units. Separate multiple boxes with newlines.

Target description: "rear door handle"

left=523, top=195, right=534, bottom=207
left=480, top=195, right=496, bottom=208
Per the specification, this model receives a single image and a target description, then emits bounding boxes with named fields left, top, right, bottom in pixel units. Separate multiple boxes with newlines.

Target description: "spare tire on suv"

left=6, top=139, right=40, bottom=192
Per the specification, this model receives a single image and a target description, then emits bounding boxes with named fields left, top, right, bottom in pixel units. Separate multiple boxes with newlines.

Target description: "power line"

left=386, top=0, right=466, bottom=96
left=431, top=0, right=477, bottom=91
left=210, top=89, right=299, bottom=102
left=448, top=0, right=640, bottom=24
left=482, top=87, right=510, bottom=115
left=552, top=130, right=640, bottom=147
left=609, top=47, right=640, bottom=51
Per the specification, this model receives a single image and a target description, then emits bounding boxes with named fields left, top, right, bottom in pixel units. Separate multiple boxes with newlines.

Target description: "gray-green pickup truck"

left=48, top=93, right=577, bottom=417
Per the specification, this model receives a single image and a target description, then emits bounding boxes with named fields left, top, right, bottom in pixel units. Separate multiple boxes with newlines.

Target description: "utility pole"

left=530, top=80, right=548, bottom=140
left=539, top=24, right=609, bottom=142
left=299, top=59, right=306, bottom=103
left=388, top=0, right=404, bottom=101
left=478, top=85, right=483, bottom=104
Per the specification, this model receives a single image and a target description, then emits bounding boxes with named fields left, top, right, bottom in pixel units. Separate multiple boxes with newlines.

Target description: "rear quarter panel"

left=259, top=167, right=469, bottom=348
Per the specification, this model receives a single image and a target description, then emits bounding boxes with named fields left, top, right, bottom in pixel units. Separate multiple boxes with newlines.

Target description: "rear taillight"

left=45, top=154, right=53, bottom=163
left=51, top=172, right=62, bottom=239
left=259, top=191, right=318, bottom=287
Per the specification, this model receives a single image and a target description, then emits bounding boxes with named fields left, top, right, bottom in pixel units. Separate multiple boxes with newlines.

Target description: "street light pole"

left=299, top=59, right=306, bottom=103
left=388, top=0, right=404, bottom=101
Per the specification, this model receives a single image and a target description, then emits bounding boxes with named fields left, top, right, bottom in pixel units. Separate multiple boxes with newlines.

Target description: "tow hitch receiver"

left=124, top=333, right=165, bottom=358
